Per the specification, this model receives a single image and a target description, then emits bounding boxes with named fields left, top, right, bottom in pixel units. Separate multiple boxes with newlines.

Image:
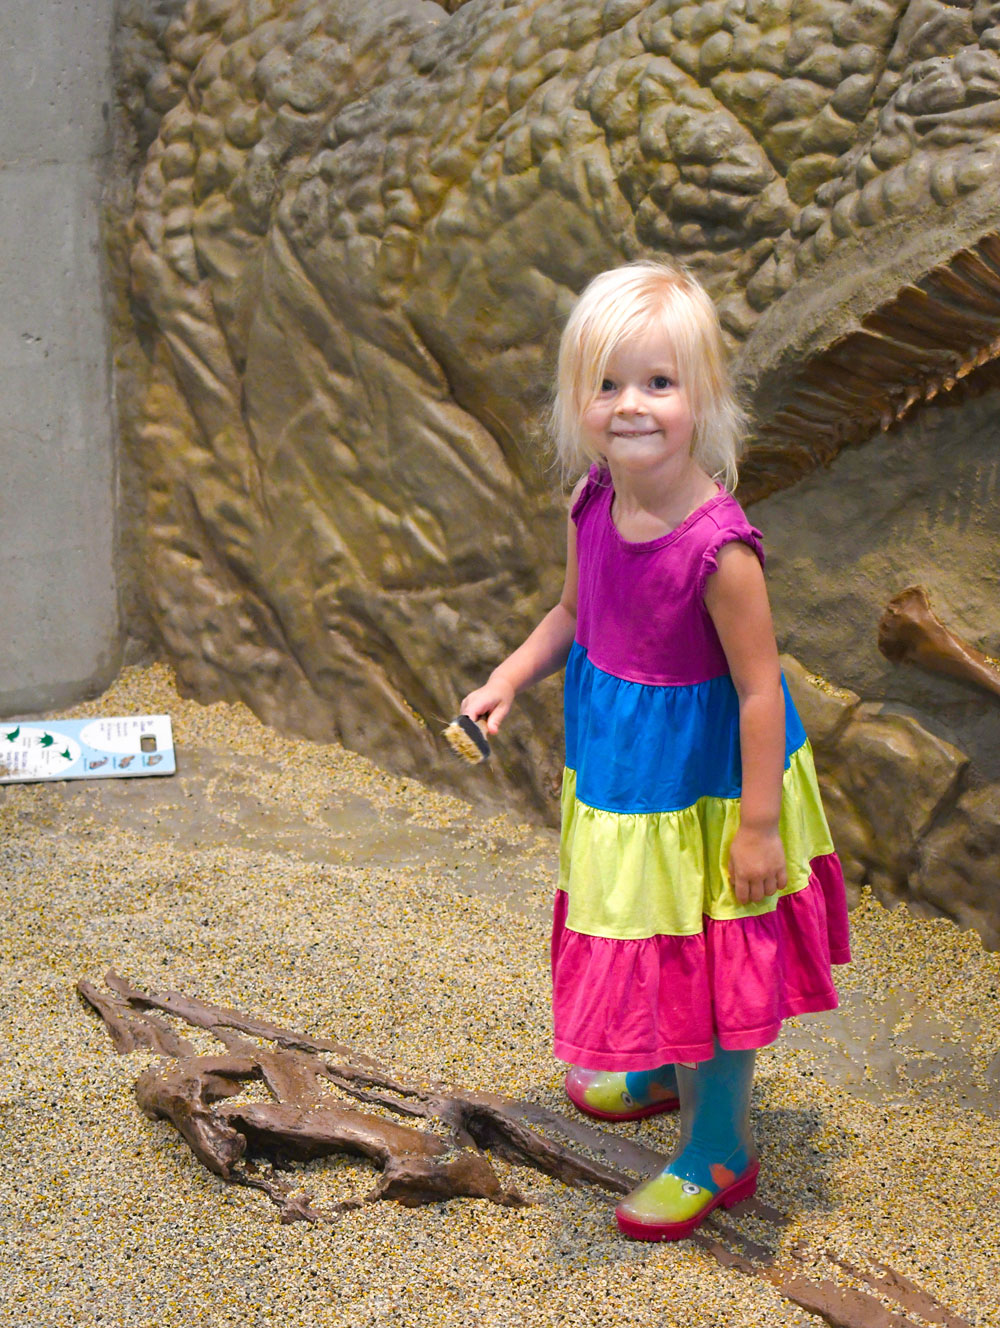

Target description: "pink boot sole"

left=615, top=1159, right=760, bottom=1241
left=565, top=1075, right=680, bottom=1123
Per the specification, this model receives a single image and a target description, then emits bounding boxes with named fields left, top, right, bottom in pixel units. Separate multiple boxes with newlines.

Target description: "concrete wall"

left=0, top=0, right=122, bottom=716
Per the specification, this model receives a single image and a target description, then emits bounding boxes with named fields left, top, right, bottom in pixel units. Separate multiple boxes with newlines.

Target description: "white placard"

left=0, top=716, right=176, bottom=783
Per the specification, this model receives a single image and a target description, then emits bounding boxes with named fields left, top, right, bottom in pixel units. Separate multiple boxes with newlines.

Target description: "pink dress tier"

left=552, top=466, right=850, bottom=1070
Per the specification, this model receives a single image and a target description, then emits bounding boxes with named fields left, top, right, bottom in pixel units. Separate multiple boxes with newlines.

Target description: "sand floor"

left=1, top=664, right=998, bottom=1327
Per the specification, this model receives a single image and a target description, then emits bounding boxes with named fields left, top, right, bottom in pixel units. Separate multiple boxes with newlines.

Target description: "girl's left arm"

left=703, top=541, right=788, bottom=904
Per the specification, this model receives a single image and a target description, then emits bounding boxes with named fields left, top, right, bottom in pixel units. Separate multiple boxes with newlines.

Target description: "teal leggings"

left=669, top=1046, right=756, bottom=1191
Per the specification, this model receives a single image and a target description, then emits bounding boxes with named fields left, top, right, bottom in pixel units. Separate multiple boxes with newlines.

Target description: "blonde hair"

left=551, top=262, right=746, bottom=491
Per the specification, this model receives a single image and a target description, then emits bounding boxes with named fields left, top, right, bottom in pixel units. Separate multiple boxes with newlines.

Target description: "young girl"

left=461, top=262, right=850, bottom=1242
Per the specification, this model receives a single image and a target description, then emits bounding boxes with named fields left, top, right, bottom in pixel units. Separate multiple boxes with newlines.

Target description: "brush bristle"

left=443, top=714, right=490, bottom=764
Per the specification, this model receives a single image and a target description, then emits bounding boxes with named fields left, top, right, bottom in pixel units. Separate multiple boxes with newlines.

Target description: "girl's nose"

left=615, top=385, right=641, bottom=413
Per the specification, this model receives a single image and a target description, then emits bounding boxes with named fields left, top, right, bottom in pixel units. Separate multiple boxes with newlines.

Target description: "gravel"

left=1, top=663, right=998, bottom=1327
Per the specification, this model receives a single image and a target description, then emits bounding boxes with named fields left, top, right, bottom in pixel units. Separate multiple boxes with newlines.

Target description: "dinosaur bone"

left=78, top=971, right=971, bottom=1327
left=878, top=585, right=1000, bottom=700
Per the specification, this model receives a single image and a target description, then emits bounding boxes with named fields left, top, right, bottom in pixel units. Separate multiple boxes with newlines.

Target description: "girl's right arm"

left=460, top=489, right=581, bottom=735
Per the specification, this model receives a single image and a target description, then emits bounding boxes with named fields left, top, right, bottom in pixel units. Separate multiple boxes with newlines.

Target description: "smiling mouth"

left=611, top=429, right=660, bottom=437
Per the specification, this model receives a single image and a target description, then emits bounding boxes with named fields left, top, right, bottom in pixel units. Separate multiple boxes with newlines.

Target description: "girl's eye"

left=651, top=375, right=673, bottom=389
left=600, top=378, right=616, bottom=393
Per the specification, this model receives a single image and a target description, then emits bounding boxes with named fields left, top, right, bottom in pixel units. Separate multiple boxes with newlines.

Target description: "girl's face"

left=580, top=324, right=695, bottom=475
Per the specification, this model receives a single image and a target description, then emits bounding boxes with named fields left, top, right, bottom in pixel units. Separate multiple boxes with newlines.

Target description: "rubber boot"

left=565, top=1063, right=679, bottom=1122
left=616, top=1045, right=758, bottom=1240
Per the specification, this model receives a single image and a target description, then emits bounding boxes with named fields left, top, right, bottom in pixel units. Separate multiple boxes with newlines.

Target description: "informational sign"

left=0, top=716, right=175, bottom=784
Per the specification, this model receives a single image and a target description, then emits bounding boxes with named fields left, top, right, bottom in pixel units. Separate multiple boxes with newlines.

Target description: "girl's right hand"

left=460, top=675, right=516, bottom=736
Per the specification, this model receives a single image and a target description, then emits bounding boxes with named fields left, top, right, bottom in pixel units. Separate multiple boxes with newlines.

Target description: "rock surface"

left=913, top=783, right=1000, bottom=950
left=824, top=702, right=967, bottom=898
left=782, top=655, right=1000, bottom=949
left=111, top=0, right=1000, bottom=821
left=761, top=385, right=1000, bottom=783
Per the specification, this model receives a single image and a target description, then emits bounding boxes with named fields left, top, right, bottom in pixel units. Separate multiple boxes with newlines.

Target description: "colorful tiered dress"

left=551, top=466, right=851, bottom=1070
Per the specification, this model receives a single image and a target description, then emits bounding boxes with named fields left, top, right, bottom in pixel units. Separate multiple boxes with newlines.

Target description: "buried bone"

left=878, top=585, right=1000, bottom=700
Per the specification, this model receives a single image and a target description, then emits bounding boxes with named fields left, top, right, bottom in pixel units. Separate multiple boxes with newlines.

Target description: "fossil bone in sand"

left=78, top=970, right=973, bottom=1327
left=878, top=586, right=1000, bottom=701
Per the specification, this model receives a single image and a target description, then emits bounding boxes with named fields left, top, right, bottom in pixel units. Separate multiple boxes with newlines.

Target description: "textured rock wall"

left=782, top=658, right=1000, bottom=950
left=761, top=384, right=1000, bottom=950
left=111, top=0, right=1000, bottom=942
left=760, top=382, right=1000, bottom=780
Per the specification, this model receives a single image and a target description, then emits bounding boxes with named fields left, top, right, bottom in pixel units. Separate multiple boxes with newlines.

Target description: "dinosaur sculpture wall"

left=111, top=0, right=1000, bottom=944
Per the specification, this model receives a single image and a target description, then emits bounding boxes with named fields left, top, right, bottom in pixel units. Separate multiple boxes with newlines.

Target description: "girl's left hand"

left=728, top=824, right=787, bottom=904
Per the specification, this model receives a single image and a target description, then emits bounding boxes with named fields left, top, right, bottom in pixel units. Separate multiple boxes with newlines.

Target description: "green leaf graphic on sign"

left=38, top=733, right=55, bottom=748
left=60, top=749, right=72, bottom=760
left=4, top=726, right=19, bottom=742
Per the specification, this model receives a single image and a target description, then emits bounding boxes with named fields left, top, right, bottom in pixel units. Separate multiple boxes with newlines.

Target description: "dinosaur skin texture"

left=118, top=0, right=1000, bottom=817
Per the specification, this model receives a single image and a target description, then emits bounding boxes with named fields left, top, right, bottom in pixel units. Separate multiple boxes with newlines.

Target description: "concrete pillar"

left=0, top=0, right=122, bottom=715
